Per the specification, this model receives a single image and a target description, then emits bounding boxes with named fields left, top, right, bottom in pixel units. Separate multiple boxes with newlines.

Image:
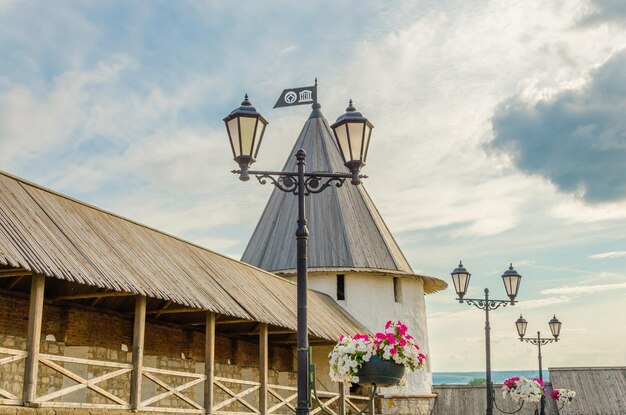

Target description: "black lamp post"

left=515, top=314, right=563, bottom=415
left=450, top=261, right=522, bottom=415
left=225, top=96, right=373, bottom=415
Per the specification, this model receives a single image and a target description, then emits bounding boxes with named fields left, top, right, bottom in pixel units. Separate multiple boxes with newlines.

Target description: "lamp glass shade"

left=450, top=261, right=471, bottom=299
left=223, top=95, right=268, bottom=169
left=334, top=124, right=351, bottom=165
left=549, top=315, right=562, bottom=339
left=331, top=100, right=374, bottom=172
left=226, top=118, right=240, bottom=158
left=501, top=263, right=522, bottom=301
left=515, top=315, right=528, bottom=339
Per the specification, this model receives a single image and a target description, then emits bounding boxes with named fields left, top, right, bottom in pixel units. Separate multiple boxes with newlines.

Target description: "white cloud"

left=0, top=55, right=134, bottom=167
left=541, top=282, right=626, bottom=295
left=517, top=296, right=573, bottom=309
left=590, top=251, right=626, bottom=259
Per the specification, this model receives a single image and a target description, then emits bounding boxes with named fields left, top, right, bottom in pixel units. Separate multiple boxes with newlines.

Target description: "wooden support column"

left=130, top=295, right=146, bottom=411
left=204, top=312, right=215, bottom=415
left=259, top=323, right=268, bottom=415
left=23, top=274, right=45, bottom=405
left=338, top=382, right=346, bottom=415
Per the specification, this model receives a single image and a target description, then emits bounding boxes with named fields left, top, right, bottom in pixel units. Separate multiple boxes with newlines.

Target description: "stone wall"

left=379, top=395, right=436, bottom=415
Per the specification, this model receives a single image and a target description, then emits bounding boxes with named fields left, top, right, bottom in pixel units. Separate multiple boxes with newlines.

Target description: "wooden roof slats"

left=0, top=171, right=367, bottom=340
left=550, top=367, right=626, bottom=414
left=241, top=108, right=447, bottom=293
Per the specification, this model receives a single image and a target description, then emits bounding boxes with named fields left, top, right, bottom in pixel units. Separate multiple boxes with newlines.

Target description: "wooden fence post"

left=22, top=274, right=45, bottom=405
left=259, top=323, right=268, bottom=415
left=338, top=382, right=346, bottom=415
left=130, top=295, right=146, bottom=411
left=204, top=312, right=215, bottom=415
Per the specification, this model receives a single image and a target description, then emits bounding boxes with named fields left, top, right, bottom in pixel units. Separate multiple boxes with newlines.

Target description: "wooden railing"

left=267, top=384, right=297, bottom=414
left=311, top=390, right=340, bottom=415
left=0, top=347, right=27, bottom=406
left=141, top=366, right=206, bottom=413
left=213, top=376, right=261, bottom=414
left=1, top=345, right=369, bottom=415
left=345, top=394, right=370, bottom=414
left=34, top=353, right=132, bottom=409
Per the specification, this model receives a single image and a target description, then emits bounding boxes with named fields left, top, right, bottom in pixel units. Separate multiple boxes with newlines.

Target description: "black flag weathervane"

left=273, top=79, right=318, bottom=108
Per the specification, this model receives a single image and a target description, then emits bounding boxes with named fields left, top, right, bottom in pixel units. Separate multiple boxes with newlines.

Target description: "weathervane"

left=273, top=78, right=318, bottom=108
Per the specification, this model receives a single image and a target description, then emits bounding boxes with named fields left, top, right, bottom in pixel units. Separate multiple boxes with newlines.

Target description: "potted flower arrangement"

left=550, top=388, right=576, bottom=405
left=501, top=376, right=545, bottom=403
left=328, top=320, right=425, bottom=386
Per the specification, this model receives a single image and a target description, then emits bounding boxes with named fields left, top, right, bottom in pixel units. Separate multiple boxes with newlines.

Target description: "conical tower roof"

left=241, top=104, right=446, bottom=293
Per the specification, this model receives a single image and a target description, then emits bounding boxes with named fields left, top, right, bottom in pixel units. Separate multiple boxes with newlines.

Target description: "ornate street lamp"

left=223, top=94, right=269, bottom=181
left=450, top=261, right=522, bottom=415
left=451, top=261, right=471, bottom=302
left=515, top=315, right=563, bottom=415
left=549, top=314, right=562, bottom=340
left=330, top=100, right=374, bottom=185
left=225, top=96, right=372, bottom=415
left=501, top=264, right=522, bottom=304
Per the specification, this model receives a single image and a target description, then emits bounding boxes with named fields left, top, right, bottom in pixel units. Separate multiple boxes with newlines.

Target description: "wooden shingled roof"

left=0, top=171, right=367, bottom=340
left=241, top=105, right=447, bottom=294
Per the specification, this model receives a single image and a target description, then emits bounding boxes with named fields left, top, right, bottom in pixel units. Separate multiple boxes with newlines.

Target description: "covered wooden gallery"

left=0, top=171, right=369, bottom=414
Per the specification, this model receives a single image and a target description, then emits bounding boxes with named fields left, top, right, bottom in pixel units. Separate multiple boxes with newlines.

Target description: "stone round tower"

left=241, top=103, right=447, bottom=396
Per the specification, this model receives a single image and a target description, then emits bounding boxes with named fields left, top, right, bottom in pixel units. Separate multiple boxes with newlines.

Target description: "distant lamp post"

left=515, top=314, right=563, bottom=415
left=225, top=96, right=371, bottom=415
left=450, top=262, right=522, bottom=415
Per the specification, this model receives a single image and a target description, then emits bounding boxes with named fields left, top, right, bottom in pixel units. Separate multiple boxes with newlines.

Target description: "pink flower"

left=385, top=321, right=392, bottom=329
left=386, top=333, right=396, bottom=345
left=353, top=333, right=370, bottom=341
left=339, top=335, right=345, bottom=341
left=550, top=390, right=559, bottom=400
left=503, top=377, right=520, bottom=388
left=418, top=353, right=426, bottom=362
left=399, top=338, right=407, bottom=347
left=406, top=334, right=413, bottom=340
left=375, top=332, right=386, bottom=340
left=413, top=344, right=420, bottom=350
left=397, top=321, right=408, bottom=336
left=390, top=348, right=397, bottom=355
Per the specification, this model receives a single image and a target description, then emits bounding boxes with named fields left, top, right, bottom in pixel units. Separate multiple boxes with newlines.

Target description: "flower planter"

left=356, top=356, right=406, bottom=387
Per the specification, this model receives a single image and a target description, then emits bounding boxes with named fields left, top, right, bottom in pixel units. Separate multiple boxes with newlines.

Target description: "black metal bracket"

left=232, top=169, right=366, bottom=196
left=523, top=337, right=555, bottom=346
left=463, top=298, right=513, bottom=311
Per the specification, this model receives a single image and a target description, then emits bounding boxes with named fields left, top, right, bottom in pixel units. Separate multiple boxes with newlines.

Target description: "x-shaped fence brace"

left=212, top=377, right=261, bottom=414
left=141, top=367, right=206, bottom=411
left=35, top=353, right=132, bottom=409
left=0, top=347, right=28, bottom=404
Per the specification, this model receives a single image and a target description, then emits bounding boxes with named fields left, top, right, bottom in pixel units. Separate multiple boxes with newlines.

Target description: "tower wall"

left=291, top=271, right=433, bottom=394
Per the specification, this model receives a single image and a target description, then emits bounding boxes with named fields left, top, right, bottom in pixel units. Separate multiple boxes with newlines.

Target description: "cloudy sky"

left=1, top=0, right=625, bottom=373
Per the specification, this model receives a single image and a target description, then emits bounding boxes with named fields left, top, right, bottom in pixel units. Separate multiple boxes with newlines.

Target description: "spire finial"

left=509, top=262, right=513, bottom=270
left=314, top=77, right=318, bottom=87
left=241, top=94, right=251, bottom=106
left=346, top=99, right=355, bottom=112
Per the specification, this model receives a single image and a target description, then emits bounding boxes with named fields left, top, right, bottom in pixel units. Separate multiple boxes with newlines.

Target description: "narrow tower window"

left=393, top=277, right=402, bottom=303
left=337, top=274, right=345, bottom=300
